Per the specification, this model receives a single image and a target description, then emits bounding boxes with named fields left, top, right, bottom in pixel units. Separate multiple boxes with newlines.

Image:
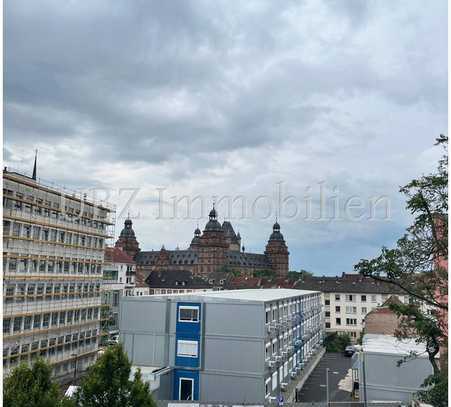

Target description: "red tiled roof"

left=105, top=246, right=136, bottom=264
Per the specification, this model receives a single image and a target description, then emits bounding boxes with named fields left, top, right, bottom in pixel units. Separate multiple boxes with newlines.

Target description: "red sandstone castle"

left=115, top=205, right=289, bottom=282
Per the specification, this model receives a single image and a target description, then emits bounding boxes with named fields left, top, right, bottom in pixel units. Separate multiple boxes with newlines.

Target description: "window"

left=336, top=318, right=341, bottom=325
left=362, top=307, right=367, bottom=314
left=371, top=295, right=377, bottom=303
left=345, top=295, right=354, bottom=302
left=346, top=318, right=357, bottom=326
left=335, top=306, right=340, bottom=312
left=33, top=315, right=41, bottom=329
left=24, top=316, right=32, bottom=330
left=265, top=378, right=271, bottom=398
left=325, top=299, right=330, bottom=306
left=325, top=322, right=331, bottom=328
left=361, top=295, right=367, bottom=302
left=346, top=306, right=357, bottom=314
left=42, top=314, right=50, bottom=328
left=272, top=371, right=278, bottom=391
left=177, top=340, right=198, bottom=358
left=13, top=317, right=22, bottom=332
left=179, top=378, right=194, bottom=401
left=3, top=318, right=11, bottom=334
left=178, top=306, right=199, bottom=322
left=325, top=311, right=330, bottom=317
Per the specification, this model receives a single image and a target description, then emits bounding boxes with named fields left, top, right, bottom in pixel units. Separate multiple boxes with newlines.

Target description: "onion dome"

left=269, top=221, right=284, bottom=241
left=119, top=217, right=136, bottom=238
left=204, top=204, right=222, bottom=231
left=191, top=227, right=201, bottom=246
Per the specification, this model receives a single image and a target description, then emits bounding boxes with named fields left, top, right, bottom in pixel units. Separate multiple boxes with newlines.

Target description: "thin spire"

left=32, top=149, right=37, bottom=180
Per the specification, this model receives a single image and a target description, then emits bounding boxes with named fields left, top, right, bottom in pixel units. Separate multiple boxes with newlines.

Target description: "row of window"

left=3, top=220, right=105, bottom=249
left=325, top=318, right=362, bottom=328
left=4, top=282, right=101, bottom=304
left=265, top=347, right=314, bottom=397
left=4, top=328, right=99, bottom=357
left=325, top=294, right=378, bottom=304
left=3, top=192, right=108, bottom=230
left=152, top=288, right=209, bottom=295
left=265, top=298, right=321, bottom=325
left=265, top=326, right=321, bottom=359
left=3, top=307, right=100, bottom=335
left=4, top=257, right=102, bottom=275
left=325, top=306, right=370, bottom=316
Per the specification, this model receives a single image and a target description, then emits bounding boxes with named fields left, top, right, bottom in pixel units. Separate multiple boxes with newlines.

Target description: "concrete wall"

left=120, top=297, right=170, bottom=366
left=363, top=352, right=433, bottom=403
left=201, top=301, right=265, bottom=403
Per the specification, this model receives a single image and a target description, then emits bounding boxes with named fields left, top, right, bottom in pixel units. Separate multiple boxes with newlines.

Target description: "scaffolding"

left=3, top=169, right=116, bottom=381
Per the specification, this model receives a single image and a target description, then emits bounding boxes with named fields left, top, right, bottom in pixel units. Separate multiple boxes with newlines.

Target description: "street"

left=297, top=352, right=354, bottom=403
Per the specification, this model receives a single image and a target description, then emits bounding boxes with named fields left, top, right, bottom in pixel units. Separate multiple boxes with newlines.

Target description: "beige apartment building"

left=3, top=167, right=115, bottom=382
left=298, top=273, right=408, bottom=342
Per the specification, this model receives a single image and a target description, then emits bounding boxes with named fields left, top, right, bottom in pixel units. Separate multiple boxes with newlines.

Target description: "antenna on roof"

left=32, top=149, right=38, bottom=180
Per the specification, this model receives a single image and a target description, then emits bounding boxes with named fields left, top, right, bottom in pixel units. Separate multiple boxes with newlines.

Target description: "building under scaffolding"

left=3, top=167, right=115, bottom=382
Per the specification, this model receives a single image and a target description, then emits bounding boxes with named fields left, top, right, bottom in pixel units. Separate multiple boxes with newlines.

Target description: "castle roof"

left=105, top=246, right=136, bottom=264
left=222, top=221, right=239, bottom=242
left=146, top=270, right=213, bottom=289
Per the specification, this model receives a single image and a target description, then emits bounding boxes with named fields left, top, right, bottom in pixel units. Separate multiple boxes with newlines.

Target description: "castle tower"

left=222, top=221, right=240, bottom=251
left=189, top=227, right=202, bottom=251
left=264, top=221, right=289, bottom=277
left=197, top=205, right=228, bottom=277
left=115, top=217, right=140, bottom=259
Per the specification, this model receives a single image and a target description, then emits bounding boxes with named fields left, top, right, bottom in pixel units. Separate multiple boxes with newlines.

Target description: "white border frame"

left=176, top=339, right=199, bottom=358
left=178, top=305, right=200, bottom=323
left=179, top=377, right=194, bottom=400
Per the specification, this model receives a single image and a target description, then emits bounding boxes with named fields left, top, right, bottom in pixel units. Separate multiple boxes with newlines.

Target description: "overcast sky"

left=4, top=0, right=447, bottom=275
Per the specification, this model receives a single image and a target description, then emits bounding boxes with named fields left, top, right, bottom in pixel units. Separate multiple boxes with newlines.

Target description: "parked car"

left=344, top=345, right=355, bottom=357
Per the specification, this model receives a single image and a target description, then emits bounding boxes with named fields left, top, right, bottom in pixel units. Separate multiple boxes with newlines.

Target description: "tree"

left=324, top=332, right=351, bottom=352
left=75, top=344, right=156, bottom=407
left=355, top=135, right=448, bottom=405
left=3, top=358, right=67, bottom=407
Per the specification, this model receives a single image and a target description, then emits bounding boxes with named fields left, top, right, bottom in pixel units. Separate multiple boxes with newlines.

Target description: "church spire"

left=32, top=149, right=37, bottom=180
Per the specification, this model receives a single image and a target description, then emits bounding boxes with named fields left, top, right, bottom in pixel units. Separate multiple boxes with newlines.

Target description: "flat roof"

left=363, top=333, right=428, bottom=357
left=150, top=288, right=319, bottom=302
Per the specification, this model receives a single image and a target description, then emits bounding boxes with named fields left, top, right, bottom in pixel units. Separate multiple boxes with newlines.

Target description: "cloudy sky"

left=4, top=0, right=447, bottom=275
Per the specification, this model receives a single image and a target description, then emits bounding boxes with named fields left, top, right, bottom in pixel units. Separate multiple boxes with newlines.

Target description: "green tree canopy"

left=75, top=344, right=156, bottom=407
left=355, top=135, right=448, bottom=405
left=4, top=358, right=64, bottom=407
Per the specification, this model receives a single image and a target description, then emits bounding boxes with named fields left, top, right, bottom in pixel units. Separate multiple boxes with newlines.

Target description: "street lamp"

left=325, top=368, right=339, bottom=406
left=326, top=368, right=330, bottom=406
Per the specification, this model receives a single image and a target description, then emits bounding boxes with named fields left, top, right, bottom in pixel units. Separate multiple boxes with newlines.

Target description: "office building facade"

left=3, top=168, right=115, bottom=381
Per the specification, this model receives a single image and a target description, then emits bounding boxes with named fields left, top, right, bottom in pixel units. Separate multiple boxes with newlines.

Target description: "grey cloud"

left=4, top=0, right=447, bottom=274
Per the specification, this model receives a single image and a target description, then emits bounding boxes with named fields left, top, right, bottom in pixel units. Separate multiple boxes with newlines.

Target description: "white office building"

left=119, top=288, right=324, bottom=403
